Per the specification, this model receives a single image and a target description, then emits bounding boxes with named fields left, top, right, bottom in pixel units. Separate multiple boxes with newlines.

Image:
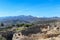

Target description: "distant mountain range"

left=0, top=15, right=39, bottom=23
left=0, top=15, right=60, bottom=25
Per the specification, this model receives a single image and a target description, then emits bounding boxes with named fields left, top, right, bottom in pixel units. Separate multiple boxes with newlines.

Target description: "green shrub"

left=16, top=23, right=24, bottom=27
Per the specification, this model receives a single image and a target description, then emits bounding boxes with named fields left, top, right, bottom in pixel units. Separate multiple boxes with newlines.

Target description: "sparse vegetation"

left=0, top=16, right=60, bottom=40
left=15, top=27, right=27, bottom=32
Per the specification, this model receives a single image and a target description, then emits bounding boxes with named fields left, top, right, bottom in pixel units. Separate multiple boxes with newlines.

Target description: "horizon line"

left=0, top=15, right=60, bottom=18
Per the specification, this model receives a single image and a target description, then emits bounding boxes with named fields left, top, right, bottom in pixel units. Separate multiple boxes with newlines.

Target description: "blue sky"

left=0, top=0, right=60, bottom=17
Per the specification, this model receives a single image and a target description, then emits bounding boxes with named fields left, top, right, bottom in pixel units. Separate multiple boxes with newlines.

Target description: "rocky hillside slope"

left=12, top=23, right=60, bottom=40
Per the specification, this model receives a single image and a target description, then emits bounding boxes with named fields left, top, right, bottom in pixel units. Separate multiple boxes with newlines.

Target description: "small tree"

left=24, top=24, right=33, bottom=27
left=12, top=24, right=15, bottom=26
left=16, top=23, right=24, bottom=27
left=16, top=24, right=20, bottom=27
left=1, top=23, right=4, bottom=26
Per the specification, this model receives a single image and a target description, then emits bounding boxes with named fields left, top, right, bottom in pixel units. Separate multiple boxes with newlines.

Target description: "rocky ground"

left=12, top=24, right=60, bottom=40
left=0, top=24, right=60, bottom=40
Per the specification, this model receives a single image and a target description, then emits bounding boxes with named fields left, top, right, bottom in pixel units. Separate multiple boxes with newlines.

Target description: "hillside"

left=0, top=15, right=60, bottom=40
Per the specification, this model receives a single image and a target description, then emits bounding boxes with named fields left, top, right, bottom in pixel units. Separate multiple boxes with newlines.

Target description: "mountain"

left=0, top=15, right=60, bottom=26
left=0, top=15, right=39, bottom=24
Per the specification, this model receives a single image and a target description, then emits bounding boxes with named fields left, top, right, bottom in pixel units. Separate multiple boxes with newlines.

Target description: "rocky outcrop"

left=12, top=32, right=33, bottom=40
left=12, top=32, right=60, bottom=40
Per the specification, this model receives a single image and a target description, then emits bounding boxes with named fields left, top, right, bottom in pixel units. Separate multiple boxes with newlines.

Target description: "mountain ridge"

left=0, top=15, right=60, bottom=26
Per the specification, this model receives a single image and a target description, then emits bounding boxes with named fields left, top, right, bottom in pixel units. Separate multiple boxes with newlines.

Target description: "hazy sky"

left=0, top=0, right=60, bottom=17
